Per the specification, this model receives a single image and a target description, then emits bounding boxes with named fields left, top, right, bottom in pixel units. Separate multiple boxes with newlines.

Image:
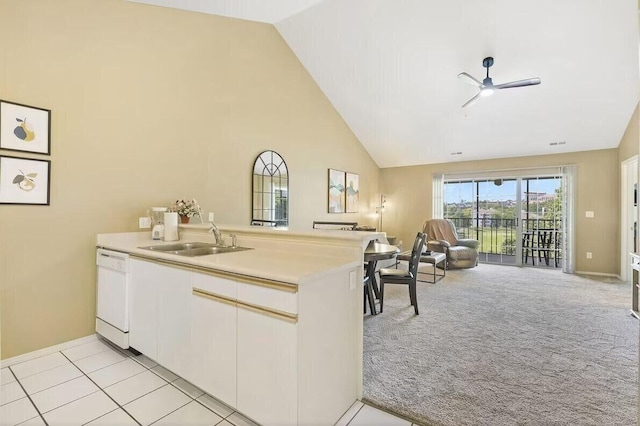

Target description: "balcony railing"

left=445, top=217, right=563, bottom=267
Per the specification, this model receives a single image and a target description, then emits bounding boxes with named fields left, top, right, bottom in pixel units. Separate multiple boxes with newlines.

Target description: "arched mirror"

left=252, top=150, right=288, bottom=227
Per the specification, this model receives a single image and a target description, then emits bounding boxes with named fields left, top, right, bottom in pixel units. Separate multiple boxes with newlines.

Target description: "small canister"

left=164, top=212, right=179, bottom=241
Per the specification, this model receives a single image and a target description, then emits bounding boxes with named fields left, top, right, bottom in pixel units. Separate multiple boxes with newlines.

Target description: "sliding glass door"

left=521, top=176, right=563, bottom=267
left=443, top=173, right=564, bottom=268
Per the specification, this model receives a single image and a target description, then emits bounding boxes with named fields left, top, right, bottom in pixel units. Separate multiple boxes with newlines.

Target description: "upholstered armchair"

left=422, top=219, right=479, bottom=269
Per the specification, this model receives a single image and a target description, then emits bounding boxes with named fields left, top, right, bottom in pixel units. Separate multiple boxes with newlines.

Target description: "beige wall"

left=380, top=149, right=620, bottom=275
left=618, top=103, right=639, bottom=163
left=0, top=0, right=379, bottom=358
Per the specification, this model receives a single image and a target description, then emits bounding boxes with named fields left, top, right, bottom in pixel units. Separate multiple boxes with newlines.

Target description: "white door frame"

left=620, top=155, right=638, bottom=282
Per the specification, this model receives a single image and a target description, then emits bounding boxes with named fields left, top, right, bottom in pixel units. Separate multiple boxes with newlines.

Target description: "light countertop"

left=96, top=226, right=381, bottom=285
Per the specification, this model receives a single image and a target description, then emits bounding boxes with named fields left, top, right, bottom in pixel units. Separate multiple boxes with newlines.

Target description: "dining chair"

left=379, top=232, right=426, bottom=315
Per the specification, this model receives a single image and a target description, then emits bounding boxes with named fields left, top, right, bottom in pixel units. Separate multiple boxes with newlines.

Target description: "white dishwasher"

left=96, top=248, right=130, bottom=349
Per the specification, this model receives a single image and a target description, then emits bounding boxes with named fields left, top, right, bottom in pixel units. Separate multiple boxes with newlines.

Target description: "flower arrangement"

left=170, top=199, right=201, bottom=218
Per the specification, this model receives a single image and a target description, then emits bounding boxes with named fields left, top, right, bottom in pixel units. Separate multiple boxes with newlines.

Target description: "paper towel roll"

left=164, top=212, right=179, bottom=241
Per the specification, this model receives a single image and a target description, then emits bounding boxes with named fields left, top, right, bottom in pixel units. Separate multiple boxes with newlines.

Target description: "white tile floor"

left=0, top=337, right=417, bottom=425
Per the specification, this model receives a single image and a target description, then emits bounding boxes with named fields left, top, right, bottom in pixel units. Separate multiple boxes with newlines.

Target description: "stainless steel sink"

left=139, top=242, right=252, bottom=257
left=139, top=242, right=216, bottom=251
left=173, top=246, right=253, bottom=257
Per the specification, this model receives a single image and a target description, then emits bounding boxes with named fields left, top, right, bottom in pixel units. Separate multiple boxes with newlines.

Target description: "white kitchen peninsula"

left=96, top=225, right=384, bottom=426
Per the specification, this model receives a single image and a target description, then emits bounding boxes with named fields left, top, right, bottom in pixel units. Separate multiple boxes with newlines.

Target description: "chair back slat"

left=408, top=232, right=427, bottom=278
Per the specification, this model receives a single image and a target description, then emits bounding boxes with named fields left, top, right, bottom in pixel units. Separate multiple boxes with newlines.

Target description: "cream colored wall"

left=0, top=0, right=379, bottom=359
left=380, top=149, right=620, bottom=275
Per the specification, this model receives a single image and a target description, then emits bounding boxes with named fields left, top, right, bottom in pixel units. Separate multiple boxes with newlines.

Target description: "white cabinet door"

left=129, top=259, right=159, bottom=360
left=236, top=306, right=297, bottom=426
left=156, top=266, right=192, bottom=378
left=188, top=272, right=237, bottom=408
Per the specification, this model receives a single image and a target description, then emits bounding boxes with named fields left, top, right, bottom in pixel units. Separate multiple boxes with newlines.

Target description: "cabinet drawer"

left=192, top=271, right=237, bottom=300
left=236, top=281, right=297, bottom=315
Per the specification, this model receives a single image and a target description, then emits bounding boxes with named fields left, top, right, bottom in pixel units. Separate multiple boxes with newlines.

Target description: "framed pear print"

left=0, top=100, right=51, bottom=155
left=0, top=155, right=51, bottom=205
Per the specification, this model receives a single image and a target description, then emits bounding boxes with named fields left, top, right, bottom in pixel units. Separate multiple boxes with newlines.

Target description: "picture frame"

left=0, top=155, right=51, bottom=205
left=345, top=172, right=359, bottom=213
left=0, top=100, right=51, bottom=155
left=328, top=168, right=346, bottom=213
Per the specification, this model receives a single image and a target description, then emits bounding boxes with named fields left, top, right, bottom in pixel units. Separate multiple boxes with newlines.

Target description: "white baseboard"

left=574, top=270, right=620, bottom=278
left=1, top=334, right=98, bottom=368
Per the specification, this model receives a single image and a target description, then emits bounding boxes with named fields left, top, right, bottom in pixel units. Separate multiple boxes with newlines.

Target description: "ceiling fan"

left=458, top=57, right=541, bottom=108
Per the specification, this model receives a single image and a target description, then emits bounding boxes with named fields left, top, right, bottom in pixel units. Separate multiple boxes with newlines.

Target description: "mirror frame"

left=251, top=150, right=289, bottom=227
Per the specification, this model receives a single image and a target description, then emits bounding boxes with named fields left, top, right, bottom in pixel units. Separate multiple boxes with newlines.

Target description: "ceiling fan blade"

left=461, top=92, right=481, bottom=108
left=458, top=72, right=483, bottom=88
left=494, top=77, right=541, bottom=90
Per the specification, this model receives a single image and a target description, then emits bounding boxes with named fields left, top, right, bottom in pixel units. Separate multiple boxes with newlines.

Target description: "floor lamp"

left=377, top=194, right=386, bottom=231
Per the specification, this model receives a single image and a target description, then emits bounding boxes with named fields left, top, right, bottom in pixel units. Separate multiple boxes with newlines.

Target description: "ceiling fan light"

left=480, top=87, right=494, bottom=97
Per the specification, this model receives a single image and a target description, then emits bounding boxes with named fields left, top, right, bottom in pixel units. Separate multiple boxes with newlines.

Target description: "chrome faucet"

left=208, top=223, right=224, bottom=245
left=230, top=234, right=237, bottom=248
left=196, top=205, right=205, bottom=224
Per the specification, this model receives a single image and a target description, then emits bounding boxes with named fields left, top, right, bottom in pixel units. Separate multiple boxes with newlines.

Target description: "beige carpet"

left=363, top=264, right=638, bottom=426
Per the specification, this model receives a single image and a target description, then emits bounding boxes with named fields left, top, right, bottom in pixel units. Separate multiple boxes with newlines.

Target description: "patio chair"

left=422, top=219, right=479, bottom=269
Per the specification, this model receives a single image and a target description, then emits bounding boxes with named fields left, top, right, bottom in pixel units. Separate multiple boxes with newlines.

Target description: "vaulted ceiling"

left=129, top=0, right=640, bottom=168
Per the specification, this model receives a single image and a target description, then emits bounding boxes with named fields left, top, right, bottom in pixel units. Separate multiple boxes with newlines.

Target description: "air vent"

left=450, top=151, right=463, bottom=156
left=549, top=141, right=566, bottom=146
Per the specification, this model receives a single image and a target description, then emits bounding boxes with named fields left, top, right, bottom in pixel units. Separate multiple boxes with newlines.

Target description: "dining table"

left=364, top=240, right=400, bottom=315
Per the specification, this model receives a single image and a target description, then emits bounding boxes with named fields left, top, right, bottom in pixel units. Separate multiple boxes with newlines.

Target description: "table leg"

left=367, top=260, right=380, bottom=299
left=365, top=280, right=376, bottom=315
left=364, top=261, right=378, bottom=315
